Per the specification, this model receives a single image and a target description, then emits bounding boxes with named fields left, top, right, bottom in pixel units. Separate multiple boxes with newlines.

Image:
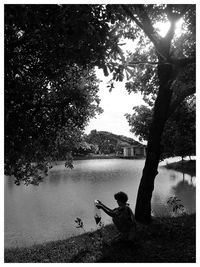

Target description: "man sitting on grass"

left=96, top=191, right=136, bottom=241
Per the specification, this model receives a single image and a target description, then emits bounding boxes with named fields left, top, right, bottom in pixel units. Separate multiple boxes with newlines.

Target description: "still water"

left=4, top=158, right=196, bottom=248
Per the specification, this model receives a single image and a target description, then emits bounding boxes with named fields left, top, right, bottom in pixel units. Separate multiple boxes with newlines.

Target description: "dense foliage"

left=82, top=130, right=143, bottom=155
left=126, top=96, right=195, bottom=159
left=162, top=96, right=195, bottom=159
left=5, top=4, right=119, bottom=184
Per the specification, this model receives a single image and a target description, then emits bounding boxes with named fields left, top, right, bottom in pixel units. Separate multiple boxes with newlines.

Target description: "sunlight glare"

left=154, top=21, right=171, bottom=38
left=175, top=18, right=184, bottom=37
left=155, top=18, right=184, bottom=38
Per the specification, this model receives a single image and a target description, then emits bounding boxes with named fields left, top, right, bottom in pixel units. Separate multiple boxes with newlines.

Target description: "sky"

left=84, top=18, right=185, bottom=140
left=84, top=68, right=145, bottom=139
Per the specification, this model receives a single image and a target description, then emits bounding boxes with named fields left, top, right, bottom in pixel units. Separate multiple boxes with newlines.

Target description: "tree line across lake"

left=74, top=110, right=195, bottom=160
left=74, top=130, right=144, bottom=156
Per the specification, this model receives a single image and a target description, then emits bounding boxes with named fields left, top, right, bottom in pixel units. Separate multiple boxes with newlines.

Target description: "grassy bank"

left=163, top=159, right=196, bottom=176
left=5, top=214, right=195, bottom=263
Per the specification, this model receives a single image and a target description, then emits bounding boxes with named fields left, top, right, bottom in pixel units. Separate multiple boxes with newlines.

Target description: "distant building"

left=122, top=144, right=146, bottom=158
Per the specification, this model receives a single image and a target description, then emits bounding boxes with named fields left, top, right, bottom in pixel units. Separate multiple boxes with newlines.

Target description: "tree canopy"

left=83, top=130, right=143, bottom=155
left=5, top=4, right=116, bottom=184
left=104, top=5, right=195, bottom=105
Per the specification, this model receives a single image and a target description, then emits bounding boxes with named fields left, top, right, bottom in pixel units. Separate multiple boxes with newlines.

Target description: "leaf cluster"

left=167, top=196, right=186, bottom=215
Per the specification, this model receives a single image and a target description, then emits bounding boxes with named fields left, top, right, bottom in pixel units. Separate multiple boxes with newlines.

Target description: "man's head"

left=114, top=191, right=128, bottom=206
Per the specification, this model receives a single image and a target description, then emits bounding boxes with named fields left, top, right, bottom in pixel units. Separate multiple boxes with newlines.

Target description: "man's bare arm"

left=96, top=202, right=115, bottom=217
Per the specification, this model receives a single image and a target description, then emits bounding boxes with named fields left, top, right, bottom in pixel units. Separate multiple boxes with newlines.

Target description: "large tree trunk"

left=135, top=63, right=175, bottom=224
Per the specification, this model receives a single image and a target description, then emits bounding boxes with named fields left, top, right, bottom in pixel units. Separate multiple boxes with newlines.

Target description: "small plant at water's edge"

left=75, top=216, right=105, bottom=243
left=167, top=196, right=186, bottom=216
left=152, top=196, right=187, bottom=219
left=74, top=216, right=106, bottom=261
left=75, top=218, right=86, bottom=232
left=94, top=216, right=105, bottom=248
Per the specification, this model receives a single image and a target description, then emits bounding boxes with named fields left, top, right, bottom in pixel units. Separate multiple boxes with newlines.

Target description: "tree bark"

left=135, top=63, right=174, bottom=224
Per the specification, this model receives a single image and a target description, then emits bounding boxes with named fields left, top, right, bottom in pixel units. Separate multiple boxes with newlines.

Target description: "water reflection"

left=5, top=159, right=196, bottom=248
left=151, top=193, right=170, bottom=217
left=181, top=172, right=195, bottom=185
left=169, top=171, right=195, bottom=185
left=48, top=171, right=63, bottom=186
left=172, top=180, right=196, bottom=214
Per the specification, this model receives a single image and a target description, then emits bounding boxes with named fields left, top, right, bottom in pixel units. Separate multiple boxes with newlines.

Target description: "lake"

left=4, top=158, right=196, bottom=248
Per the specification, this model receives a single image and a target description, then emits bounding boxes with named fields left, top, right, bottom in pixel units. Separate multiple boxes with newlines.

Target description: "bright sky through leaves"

left=155, top=18, right=184, bottom=38
left=85, top=18, right=185, bottom=138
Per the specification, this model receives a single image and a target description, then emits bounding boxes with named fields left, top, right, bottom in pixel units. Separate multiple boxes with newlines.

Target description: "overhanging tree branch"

left=121, top=5, right=144, bottom=30
left=127, top=57, right=195, bottom=67
left=121, top=5, right=171, bottom=61
left=121, top=5, right=160, bottom=47
left=128, top=61, right=169, bottom=66
left=126, top=57, right=196, bottom=67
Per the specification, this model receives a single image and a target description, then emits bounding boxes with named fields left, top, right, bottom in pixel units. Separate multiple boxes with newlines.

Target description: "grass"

left=5, top=214, right=195, bottom=263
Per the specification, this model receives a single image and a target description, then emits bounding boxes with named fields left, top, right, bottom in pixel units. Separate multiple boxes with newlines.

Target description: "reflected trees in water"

left=172, top=179, right=195, bottom=214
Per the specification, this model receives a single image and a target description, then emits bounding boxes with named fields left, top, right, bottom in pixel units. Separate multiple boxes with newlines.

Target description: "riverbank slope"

left=5, top=214, right=195, bottom=263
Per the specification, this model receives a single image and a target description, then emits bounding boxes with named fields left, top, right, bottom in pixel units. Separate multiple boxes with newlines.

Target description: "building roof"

left=122, top=144, right=146, bottom=148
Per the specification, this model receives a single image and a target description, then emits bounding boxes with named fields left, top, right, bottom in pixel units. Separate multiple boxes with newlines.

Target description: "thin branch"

left=121, top=5, right=144, bottom=31
left=127, top=61, right=171, bottom=66
left=121, top=5, right=168, bottom=61
left=127, top=57, right=195, bottom=68
left=121, top=5, right=159, bottom=47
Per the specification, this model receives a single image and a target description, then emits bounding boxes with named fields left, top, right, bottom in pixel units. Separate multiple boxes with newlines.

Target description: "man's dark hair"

left=114, top=191, right=128, bottom=203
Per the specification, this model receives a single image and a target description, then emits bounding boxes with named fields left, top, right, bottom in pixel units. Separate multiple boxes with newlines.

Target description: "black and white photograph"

left=4, top=1, right=196, bottom=263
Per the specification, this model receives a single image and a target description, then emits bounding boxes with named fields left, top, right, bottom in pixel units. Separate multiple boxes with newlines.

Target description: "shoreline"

left=73, top=155, right=146, bottom=160
left=161, top=159, right=196, bottom=176
left=5, top=214, right=195, bottom=263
